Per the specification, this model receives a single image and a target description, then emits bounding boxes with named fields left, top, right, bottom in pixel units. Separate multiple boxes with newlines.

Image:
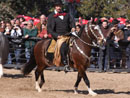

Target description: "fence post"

left=98, top=48, right=103, bottom=71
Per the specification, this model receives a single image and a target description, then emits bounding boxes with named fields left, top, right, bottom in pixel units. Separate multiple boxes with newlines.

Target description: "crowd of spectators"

left=0, top=14, right=50, bottom=65
left=0, top=15, right=130, bottom=70
left=91, top=17, right=130, bottom=70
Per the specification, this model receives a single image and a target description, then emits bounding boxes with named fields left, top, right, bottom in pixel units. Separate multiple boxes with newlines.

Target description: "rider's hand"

left=127, top=36, right=130, bottom=41
left=71, top=28, right=75, bottom=32
left=57, top=35, right=62, bottom=39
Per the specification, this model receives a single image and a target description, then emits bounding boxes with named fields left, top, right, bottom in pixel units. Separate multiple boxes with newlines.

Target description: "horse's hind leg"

left=82, top=71, right=97, bottom=96
left=39, top=71, right=45, bottom=88
left=0, top=64, right=3, bottom=78
left=35, top=68, right=43, bottom=92
left=74, top=72, right=82, bottom=94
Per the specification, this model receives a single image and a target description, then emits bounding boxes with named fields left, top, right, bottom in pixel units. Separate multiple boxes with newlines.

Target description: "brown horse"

left=22, top=22, right=105, bottom=96
left=0, top=32, right=9, bottom=78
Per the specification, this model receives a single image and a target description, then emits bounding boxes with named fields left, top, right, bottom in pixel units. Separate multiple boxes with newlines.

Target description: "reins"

left=71, top=22, right=105, bottom=60
left=72, top=23, right=103, bottom=48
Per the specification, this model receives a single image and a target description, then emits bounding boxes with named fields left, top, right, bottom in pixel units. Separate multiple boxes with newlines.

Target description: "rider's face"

left=55, top=5, right=62, bottom=13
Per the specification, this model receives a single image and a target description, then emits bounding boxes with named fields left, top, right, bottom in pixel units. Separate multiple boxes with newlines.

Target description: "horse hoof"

left=89, top=92, right=97, bottom=96
left=74, top=87, right=78, bottom=94
left=38, top=89, right=42, bottom=92
left=88, top=88, right=97, bottom=96
left=74, top=90, right=78, bottom=94
left=36, top=87, right=42, bottom=92
left=0, top=74, right=3, bottom=78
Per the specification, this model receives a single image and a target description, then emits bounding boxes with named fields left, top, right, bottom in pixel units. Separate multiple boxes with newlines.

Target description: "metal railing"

left=4, top=36, right=130, bottom=72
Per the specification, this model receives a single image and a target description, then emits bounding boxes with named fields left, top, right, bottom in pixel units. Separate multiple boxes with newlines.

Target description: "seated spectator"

left=37, top=23, right=52, bottom=38
left=36, top=14, right=46, bottom=35
left=21, top=21, right=28, bottom=29
left=14, top=18, right=21, bottom=28
left=10, top=21, right=23, bottom=65
left=76, top=24, right=81, bottom=33
left=4, top=22, right=12, bottom=36
left=10, top=19, right=15, bottom=27
left=23, top=20, right=38, bottom=62
left=0, top=20, right=6, bottom=33
left=75, top=21, right=80, bottom=26
left=19, top=17, right=26, bottom=28
left=3, top=21, right=13, bottom=64
left=0, top=20, right=6, bottom=28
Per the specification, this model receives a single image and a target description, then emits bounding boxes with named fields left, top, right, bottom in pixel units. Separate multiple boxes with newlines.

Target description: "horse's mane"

left=78, top=22, right=93, bottom=37
left=78, top=24, right=85, bottom=37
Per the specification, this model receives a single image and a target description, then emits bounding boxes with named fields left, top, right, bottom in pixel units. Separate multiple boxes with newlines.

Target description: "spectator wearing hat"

left=108, top=19, right=122, bottom=68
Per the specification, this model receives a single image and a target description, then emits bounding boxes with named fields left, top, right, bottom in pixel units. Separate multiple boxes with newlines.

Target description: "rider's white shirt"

left=54, top=10, right=64, bottom=20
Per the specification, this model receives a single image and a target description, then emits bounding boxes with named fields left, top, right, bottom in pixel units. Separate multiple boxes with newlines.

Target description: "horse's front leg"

left=82, top=71, right=97, bottom=96
left=74, top=72, right=82, bottom=94
left=0, top=64, right=3, bottom=78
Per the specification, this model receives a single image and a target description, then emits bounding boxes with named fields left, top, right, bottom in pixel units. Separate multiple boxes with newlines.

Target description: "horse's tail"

left=22, top=49, right=36, bottom=76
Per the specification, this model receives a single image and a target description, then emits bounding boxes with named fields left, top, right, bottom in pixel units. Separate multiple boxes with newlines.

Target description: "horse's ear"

left=91, top=18, right=102, bottom=25
left=78, top=25, right=85, bottom=37
left=91, top=18, right=96, bottom=25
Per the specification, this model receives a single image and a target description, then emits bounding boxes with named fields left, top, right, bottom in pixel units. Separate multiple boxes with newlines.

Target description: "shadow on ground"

left=3, top=73, right=31, bottom=79
left=42, top=89, right=130, bottom=95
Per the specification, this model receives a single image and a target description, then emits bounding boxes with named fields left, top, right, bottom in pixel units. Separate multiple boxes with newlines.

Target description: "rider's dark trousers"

left=60, top=42, right=69, bottom=65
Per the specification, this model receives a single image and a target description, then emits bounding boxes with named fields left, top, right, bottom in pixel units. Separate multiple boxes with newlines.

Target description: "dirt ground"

left=0, top=68, right=130, bottom=98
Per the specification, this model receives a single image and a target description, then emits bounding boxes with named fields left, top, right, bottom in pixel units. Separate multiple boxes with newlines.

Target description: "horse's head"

left=85, top=22, right=106, bottom=47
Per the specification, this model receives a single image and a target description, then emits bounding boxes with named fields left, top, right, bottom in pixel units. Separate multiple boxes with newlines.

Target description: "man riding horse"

left=47, top=0, right=75, bottom=72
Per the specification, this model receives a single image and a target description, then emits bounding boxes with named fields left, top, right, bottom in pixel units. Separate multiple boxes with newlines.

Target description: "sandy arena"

left=0, top=68, right=130, bottom=98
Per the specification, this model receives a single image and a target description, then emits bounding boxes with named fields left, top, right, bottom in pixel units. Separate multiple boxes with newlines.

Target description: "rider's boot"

left=63, top=60, right=71, bottom=73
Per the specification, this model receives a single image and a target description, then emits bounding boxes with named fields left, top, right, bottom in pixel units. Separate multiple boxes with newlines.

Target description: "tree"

left=0, top=2, right=16, bottom=21
left=77, top=0, right=130, bottom=19
left=0, top=0, right=129, bottom=20
left=0, top=0, right=55, bottom=20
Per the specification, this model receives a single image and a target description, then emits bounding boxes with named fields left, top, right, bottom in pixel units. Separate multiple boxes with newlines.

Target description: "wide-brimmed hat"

left=54, top=0, right=63, bottom=6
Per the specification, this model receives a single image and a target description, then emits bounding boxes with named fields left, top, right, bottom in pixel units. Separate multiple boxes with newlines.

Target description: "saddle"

left=47, top=36, right=70, bottom=66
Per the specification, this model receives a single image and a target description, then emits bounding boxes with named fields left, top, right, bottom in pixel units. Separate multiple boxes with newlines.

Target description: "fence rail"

left=4, top=36, right=130, bottom=72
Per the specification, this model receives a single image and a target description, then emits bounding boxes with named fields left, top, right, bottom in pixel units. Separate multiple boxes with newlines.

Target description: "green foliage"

left=77, top=0, right=130, bottom=19
left=0, top=2, right=17, bottom=21
left=0, top=0, right=129, bottom=20
left=0, top=0, right=55, bottom=20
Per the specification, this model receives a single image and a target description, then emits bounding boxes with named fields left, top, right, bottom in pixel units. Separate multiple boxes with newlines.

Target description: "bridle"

left=72, top=22, right=105, bottom=61
left=73, top=23, right=105, bottom=47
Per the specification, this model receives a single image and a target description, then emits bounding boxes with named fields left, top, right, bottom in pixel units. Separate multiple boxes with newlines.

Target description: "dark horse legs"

left=74, top=72, right=82, bottom=94
left=35, top=68, right=45, bottom=92
left=74, top=71, right=97, bottom=96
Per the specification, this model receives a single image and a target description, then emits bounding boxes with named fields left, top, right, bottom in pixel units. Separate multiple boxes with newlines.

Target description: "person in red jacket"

left=37, top=23, right=52, bottom=38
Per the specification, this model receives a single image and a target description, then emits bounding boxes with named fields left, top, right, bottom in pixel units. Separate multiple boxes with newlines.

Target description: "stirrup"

left=64, top=65, right=73, bottom=73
